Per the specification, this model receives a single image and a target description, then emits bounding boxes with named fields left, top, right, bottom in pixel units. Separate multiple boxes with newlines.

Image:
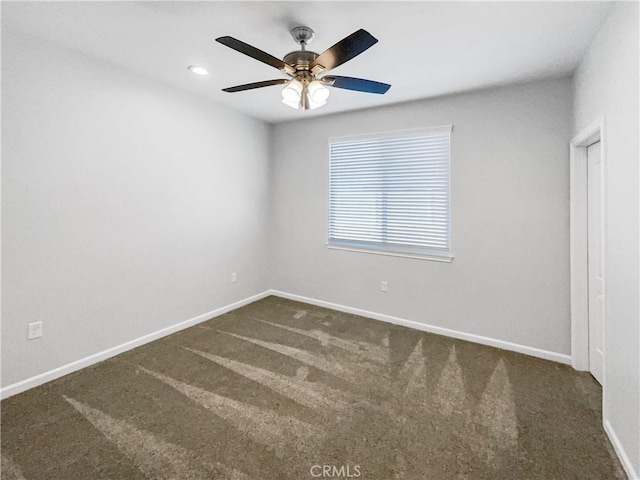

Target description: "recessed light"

left=188, top=65, right=208, bottom=76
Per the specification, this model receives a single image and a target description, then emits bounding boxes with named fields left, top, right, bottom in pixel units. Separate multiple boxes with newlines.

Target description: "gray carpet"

left=1, top=296, right=626, bottom=479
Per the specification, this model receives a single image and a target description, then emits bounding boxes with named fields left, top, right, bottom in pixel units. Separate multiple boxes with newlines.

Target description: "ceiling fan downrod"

left=283, top=26, right=318, bottom=71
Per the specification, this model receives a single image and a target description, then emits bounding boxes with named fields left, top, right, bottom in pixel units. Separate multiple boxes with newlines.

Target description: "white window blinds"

left=328, top=125, right=452, bottom=258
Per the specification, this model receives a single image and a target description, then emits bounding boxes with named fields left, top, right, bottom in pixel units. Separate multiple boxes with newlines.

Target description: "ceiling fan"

left=215, top=26, right=391, bottom=110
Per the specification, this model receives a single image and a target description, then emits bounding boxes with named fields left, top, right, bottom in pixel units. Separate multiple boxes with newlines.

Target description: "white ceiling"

left=4, top=1, right=613, bottom=124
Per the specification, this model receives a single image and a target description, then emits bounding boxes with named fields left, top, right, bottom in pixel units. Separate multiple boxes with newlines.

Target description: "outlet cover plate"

left=28, top=321, right=43, bottom=340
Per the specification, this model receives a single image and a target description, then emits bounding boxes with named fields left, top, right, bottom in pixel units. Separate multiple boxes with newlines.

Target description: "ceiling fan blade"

left=323, top=76, right=391, bottom=94
left=310, top=29, right=378, bottom=73
left=222, top=79, right=289, bottom=93
left=216, top=36, right=295, bottom=75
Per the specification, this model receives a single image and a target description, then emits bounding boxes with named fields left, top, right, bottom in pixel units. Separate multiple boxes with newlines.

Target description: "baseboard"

left=268, top=290, right=572, bottom=365
left=0, top=290, right=272, bottom=400
left=605, top=420, right=640, bottom=480
left=0, top=288, right=574, bottom=398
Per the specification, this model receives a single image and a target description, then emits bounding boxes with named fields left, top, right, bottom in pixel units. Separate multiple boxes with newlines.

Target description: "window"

left=328, top=125, right=452, bottom=261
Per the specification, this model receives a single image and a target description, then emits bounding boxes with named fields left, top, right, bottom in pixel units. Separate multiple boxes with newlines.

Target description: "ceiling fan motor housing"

left=283, top=50, right=318, bottom=71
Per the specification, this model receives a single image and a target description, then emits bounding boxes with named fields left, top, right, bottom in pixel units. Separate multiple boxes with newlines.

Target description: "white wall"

left=1, top=31, right=271, bottom=388
left=573, top=3, right=640, bottom=477
left=270, top=77, right=572, bottom=357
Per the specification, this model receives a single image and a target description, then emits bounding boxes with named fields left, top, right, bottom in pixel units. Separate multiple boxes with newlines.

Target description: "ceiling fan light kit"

left=216, top=26, right=391, bottom=111
left=281, top=77, right=329, bottom=110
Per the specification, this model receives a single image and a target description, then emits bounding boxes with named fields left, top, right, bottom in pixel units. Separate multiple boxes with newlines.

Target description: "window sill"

left=326, top=244, right=453, bottom=263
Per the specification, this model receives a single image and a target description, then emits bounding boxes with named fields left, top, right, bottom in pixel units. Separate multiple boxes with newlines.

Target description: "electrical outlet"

left=27, top=321, right=43, bottom=340
left=381, top=281, right=388, bottom=292
left=231, top=272, right=237, bottom=283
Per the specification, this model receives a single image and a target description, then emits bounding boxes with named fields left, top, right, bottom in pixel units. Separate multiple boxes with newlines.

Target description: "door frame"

left=570, top=116, right=607, bottom=377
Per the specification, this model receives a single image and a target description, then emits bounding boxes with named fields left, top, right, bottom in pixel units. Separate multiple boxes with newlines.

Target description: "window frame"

left=326, top=125, right=453, bottom=262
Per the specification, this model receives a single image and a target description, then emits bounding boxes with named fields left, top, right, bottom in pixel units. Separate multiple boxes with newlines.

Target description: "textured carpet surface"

left=1, top=296, right=626, bottom=479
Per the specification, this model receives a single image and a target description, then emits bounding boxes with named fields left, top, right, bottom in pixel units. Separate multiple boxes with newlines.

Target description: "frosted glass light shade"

left=282, top=79, right=303, bottom=102
left=282, top=97, right=300, bottom=109
left=308, top=81, right=330, bottom=104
